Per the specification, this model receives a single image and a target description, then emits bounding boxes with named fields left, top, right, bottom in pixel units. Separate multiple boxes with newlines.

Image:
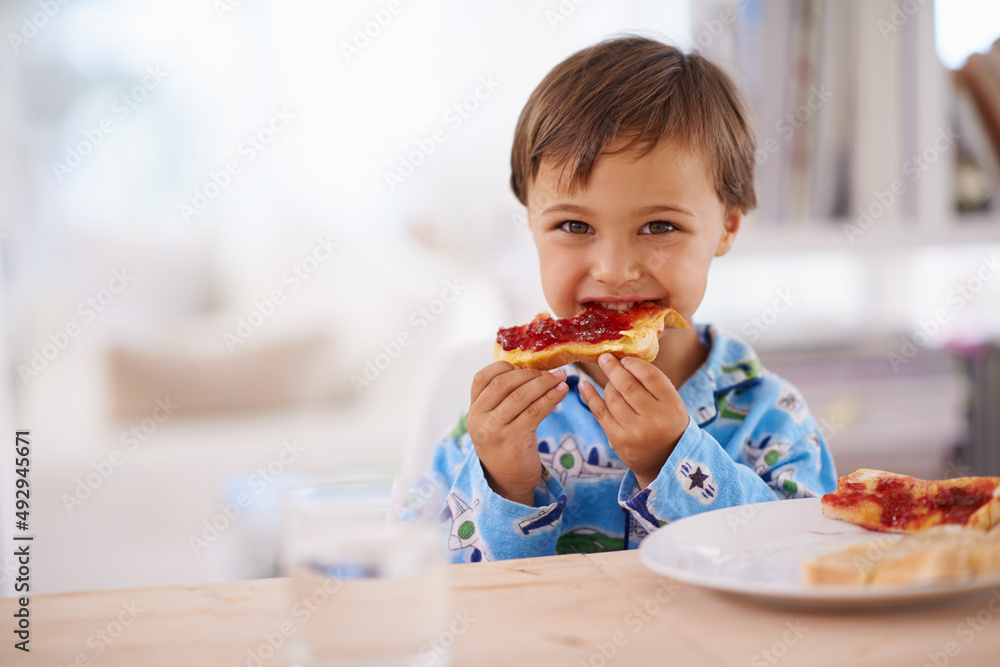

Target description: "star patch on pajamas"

left=675, top=459, right=717, bottom=505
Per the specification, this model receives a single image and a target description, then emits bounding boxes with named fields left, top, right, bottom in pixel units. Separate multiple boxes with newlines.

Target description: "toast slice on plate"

left=821, top=468, right=1000, bottom=533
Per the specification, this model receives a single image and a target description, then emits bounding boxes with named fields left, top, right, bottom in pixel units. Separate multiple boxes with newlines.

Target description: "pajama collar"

left=563, top=324, right=765, bottom=429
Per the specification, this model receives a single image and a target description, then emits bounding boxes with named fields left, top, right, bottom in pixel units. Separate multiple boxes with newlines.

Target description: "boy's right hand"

left=467, top=361, right=568, bottom=506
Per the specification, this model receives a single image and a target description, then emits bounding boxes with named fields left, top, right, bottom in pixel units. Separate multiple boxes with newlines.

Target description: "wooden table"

left=4, top=550, right=999, bottom=666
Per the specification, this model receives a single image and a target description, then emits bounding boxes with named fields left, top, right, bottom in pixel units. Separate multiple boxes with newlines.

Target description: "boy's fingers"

left=494, top=370, right=566, bottom=426
left=579, top=380, right=621, bottom=437
left=471, top=361, right=517, bottom=403
left=620, top=357, right=676, bottom=404
left=509, top=380, right=569, bottom=432
left=603, top=382, right=639, bottom=422
left=472, top=363, right=552, bottom=412
left=598, top=354, right=649, bottom=414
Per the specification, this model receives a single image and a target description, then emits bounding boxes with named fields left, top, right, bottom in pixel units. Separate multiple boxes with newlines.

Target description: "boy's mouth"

left=582, top=300, right=657, bottom=312
left=599, top=301, right=639, bottom=312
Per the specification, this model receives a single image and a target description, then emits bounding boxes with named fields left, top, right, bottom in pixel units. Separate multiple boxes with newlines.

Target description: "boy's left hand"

left=579, top=353, right=689, bottom=490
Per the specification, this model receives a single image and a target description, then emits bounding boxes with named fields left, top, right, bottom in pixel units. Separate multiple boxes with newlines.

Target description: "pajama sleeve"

left=428, top=412, right=570, bottom=563
left=617, top=394, right=837, bottom=533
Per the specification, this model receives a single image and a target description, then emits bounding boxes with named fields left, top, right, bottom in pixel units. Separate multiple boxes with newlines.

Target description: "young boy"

left=429, top=36, right=837, bottom=563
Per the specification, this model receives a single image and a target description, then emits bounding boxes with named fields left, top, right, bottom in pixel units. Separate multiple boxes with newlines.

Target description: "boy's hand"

left=579, top=354, right=688, bottom=490
left=467, top=361, right=568, bottom=506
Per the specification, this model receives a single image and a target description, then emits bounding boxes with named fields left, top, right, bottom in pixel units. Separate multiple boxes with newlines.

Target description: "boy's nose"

left=590, top=241, right=643, bottom=287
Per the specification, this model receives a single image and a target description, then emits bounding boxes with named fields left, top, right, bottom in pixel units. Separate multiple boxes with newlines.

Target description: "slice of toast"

left=971, top=526, right=1000, bottom=577
left=821, top=468, right=1000, bottom=533
left=869, top=527, right=978, bottom=587
left=494, top=304, right=687, bottom=371
left=800, top=539, right=892, bottom=586
left=802, top=526, right=1000, bottom=588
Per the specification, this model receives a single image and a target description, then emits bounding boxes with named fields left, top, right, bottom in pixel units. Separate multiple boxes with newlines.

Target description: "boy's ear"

left=714, top=208, right=742, bottom=257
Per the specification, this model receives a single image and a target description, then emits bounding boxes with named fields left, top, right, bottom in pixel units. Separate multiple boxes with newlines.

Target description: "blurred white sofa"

left=16, top=226, right=512, bottom=594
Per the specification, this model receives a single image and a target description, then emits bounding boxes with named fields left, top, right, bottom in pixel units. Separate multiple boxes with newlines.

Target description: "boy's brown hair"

left=510, top=36, right=757, bottom=213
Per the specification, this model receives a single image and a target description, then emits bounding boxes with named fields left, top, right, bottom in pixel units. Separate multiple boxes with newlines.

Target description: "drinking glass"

left=281, top=471, right=449, bottom=667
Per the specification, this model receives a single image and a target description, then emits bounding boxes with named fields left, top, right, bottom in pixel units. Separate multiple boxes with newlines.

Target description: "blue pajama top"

left=425, top=324, right=838, bottom=563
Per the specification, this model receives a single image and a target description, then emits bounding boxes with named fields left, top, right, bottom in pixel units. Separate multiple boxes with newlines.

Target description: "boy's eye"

left=641, top=221, right=676, bottom=235
left=559, top=220, right=592, bottom=234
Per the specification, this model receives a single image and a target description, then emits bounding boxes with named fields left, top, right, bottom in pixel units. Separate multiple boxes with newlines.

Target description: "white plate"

left=639, top=497, right=1000, bottom=609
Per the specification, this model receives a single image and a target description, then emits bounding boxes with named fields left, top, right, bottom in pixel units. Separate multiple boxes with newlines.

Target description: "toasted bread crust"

left=969, top=485, right=1000, bottom=531
left=819, top=468, right=888, bottom=531
left=494, top=306, right=688, bottom=371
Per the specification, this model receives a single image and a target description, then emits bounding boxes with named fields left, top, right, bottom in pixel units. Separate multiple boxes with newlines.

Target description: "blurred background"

left=1, top=0, right=999, bottom=595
